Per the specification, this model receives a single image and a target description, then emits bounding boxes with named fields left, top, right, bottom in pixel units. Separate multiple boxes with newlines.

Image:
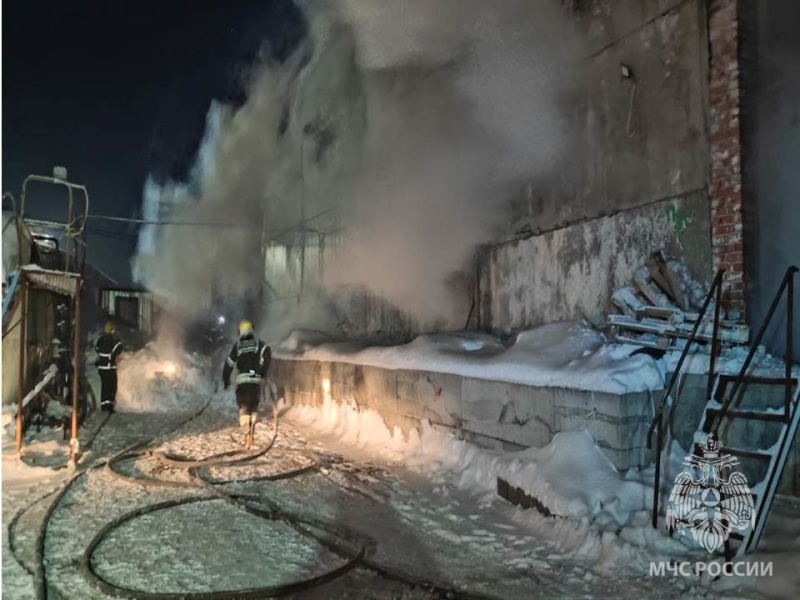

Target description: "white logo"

left=666, top=434, right=755, bottom=553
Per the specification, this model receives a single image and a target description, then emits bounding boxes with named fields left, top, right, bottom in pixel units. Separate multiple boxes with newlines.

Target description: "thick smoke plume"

left=134, top=0, right=581, bottom=332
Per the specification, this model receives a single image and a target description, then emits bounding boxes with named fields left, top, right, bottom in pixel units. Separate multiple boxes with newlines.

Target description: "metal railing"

left=647, top=268, right=725, bottom=528
left=709, top=265, right=797, bottom=434
left=708, top=265, right=798, bottom=555
left=20, top=174, right=90, bottom=275
left=10, top=172, right=90, bottom=462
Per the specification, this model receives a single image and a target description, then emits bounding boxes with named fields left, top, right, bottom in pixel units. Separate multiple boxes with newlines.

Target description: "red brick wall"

left=708, top=0, right=745, bottom=316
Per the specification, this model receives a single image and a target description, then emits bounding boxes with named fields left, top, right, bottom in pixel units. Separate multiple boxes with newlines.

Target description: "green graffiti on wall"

left=666, top=203, right=694, bottom=235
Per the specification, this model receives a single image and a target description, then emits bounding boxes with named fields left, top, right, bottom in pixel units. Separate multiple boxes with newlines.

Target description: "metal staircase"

left=649, top=265, right=799, bottom=557
left=698, top=373, right=800, bottom=556
left=700, top=265, right=798, bottom=556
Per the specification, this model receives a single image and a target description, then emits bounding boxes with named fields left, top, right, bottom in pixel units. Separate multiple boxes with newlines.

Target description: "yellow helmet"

left=104, top=321, right=116, bottom=333
left=238, top=320, right=253, bottom=336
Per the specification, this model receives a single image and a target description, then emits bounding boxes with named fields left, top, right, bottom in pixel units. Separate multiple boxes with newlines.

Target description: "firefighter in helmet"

left=95, top=321, right=124, bottom=412
left=222, top=320, right=271, bottom=427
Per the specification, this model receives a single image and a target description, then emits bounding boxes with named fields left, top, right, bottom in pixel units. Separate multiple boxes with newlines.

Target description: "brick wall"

left=709, top=0, right=746, bottom=315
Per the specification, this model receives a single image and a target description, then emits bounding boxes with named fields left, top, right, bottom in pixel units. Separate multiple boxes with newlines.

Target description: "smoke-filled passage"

left=133, top=0, right=582, bottom=332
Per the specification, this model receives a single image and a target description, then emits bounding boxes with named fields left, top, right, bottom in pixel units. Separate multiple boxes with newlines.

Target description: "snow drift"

left=280, top=321, right=665, bottom=394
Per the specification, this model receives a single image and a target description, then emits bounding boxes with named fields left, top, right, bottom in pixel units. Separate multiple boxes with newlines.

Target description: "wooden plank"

left=674, top=321, right=750, bottom=343
left=637, top=305, right=684, bottom=323
left=649, top=251, right=689, bottom=310
left=661, top=260, right=690, bottom=311
left=633, top=275, right=674, bottom=309
left=611, top=334, right=672, bottom=350
left=612, top=297, right=636, bottom=318
left=647, top=255, right=679, bottom=304
left=610, top=318, right=749, bottom=344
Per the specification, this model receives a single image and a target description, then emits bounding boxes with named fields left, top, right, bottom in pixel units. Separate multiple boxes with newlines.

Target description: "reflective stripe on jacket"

left=222, top=334, right=271, bottom=389
left=96, top=334, right=123, bottom=370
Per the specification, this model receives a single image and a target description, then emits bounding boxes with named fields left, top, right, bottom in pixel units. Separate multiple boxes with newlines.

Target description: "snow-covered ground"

left=3, top=339, right=799, bottom=599
left=275, top=322, right=800, bottom=395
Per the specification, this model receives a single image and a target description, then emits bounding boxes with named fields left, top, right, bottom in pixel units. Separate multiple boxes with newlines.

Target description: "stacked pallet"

left=607, top=251, right=749, bottom=350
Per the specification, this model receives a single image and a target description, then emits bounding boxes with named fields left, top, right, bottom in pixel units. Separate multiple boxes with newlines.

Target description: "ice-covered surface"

left=290, top=393, right=800, bottom=598
left=277, top=321, right=666, bottom=394
left=2, top=402, right=73, bottom=485
left=4, top=342, right=798, bottom=599
left=290, top=394, right=691, bottom=554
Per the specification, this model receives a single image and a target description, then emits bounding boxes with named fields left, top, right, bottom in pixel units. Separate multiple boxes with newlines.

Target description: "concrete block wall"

left=271, top=358, right=799, bottom=494
left=272, top=357, right=656, bottom=471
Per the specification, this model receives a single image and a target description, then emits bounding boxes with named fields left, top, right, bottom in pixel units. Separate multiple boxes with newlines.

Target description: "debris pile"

left=607, top=251, right=749, bottom=351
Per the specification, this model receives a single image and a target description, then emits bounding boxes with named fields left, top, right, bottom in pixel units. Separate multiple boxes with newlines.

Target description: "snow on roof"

left=276, top=321, right=666, bottom=394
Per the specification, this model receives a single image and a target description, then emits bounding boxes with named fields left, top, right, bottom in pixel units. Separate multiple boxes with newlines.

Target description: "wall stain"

left=666, top=202, right=694, bottom=235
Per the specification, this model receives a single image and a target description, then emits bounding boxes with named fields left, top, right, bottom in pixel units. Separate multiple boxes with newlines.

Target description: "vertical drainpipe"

left=15, top=275, right=28, bottom=454
left=69, top=277, right=82, bottom=463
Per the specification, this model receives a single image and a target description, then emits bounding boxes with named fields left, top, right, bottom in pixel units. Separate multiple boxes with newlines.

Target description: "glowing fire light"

left=163, top=361, right=177, bottom=377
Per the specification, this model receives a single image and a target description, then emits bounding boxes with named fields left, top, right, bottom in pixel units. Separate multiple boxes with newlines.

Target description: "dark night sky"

left=2, top=0, right=304, bottom=284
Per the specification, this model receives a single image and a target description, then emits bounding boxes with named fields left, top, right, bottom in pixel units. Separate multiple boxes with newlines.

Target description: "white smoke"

left=133, top=0, right=583, bottom=330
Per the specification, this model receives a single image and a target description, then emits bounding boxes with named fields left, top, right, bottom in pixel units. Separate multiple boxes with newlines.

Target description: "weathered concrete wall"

left=261, top=1, right=716, bottom=338
left=512, top=0, right=708, bottom=232
left=485, top=0, right=713, bottom=331
left=273, top=357, right=799, bottom=493
left=481, top=192, right=711, bottom=329
left=272, top=357, right=655, bottom=471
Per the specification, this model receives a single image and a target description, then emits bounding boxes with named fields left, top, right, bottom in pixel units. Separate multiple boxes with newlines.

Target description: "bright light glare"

left=164, top=361, right=177, bottom=376
left=322, top=378, right=331, bottom=394
left=217, top=315, right=226, bottom=325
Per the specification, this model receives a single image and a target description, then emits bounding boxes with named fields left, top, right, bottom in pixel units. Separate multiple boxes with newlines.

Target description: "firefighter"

left=95, top=321, right=124, bottom=413
left=222, top=320, right=271, bottom=427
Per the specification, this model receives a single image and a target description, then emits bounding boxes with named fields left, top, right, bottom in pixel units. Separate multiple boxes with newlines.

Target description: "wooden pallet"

left=609, top=251, right=749, bottom=350
left=608, top=312, right=749, bottom=348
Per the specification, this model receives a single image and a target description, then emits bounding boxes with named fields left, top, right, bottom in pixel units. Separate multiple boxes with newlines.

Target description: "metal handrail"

left=20, top=174, right=90, bottom=275
left=647, top=268, right=725, bottom=528
left=710, top=265, right=798, bottom=434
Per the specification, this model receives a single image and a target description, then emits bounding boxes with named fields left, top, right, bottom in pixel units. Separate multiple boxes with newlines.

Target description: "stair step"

left=714, top=375, right=798, bottom=403
left=723, top=447, right=774, bottom=461
left=705, top=408, right=788, bottom=422
left=718, top=375, right=798, bottom=387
